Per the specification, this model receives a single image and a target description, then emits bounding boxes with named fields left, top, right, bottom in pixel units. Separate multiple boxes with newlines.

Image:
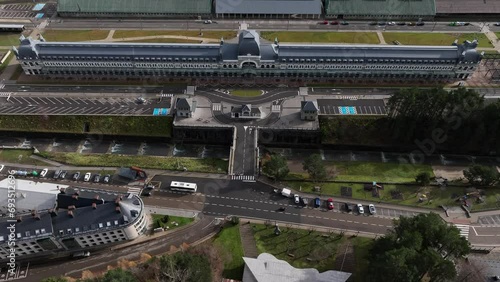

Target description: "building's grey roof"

left=231, top=104, right=261, bottom=114
left=176, top=98, right=193, bottom=110
left=0, top=213, right=53, bottom=243
left=14, top=31, right=481, bottom=64
left=436, top=0, right=500, bottom=14
left=243, top=253, right=351, bottom=282
left=58, top=0, right=212, bottom=14
left=216, top=0, right=322, bottom=15
left=301, top=101, right=319, bottom=112
left=326, top=0, right=436, bottom=16
left=238, top=30, right=261, bottom=56
left=16, top=38, right=220, bottom=59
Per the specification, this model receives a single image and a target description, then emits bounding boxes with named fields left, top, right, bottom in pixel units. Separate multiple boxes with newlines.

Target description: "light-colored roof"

left=0, top=178, right=66, bottom=213
left=435, top=0, right=500, bottom=14
left=216, top=0, right=322, bottom=15
left=58, top=0, right=212, bottom=14
left=243, top=253, right=351, bottom=282
left=326, top=0, right=436, bottom=16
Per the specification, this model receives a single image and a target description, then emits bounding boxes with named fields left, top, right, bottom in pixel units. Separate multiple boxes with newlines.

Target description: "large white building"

left=0, top=179, right=147, bottom=263
left=14, top=30, right=482, bottom=82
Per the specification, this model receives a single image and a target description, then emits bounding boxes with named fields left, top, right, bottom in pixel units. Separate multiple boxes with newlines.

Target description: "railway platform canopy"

left=326, top=0, right=436, bottom=20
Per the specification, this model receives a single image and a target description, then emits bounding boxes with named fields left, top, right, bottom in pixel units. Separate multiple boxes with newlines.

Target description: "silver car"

left=357, top=204, right=364, bottom=214
left=369, top=204, right=376, bottom=215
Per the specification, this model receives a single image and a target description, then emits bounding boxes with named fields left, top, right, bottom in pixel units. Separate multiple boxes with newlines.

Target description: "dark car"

left=397, top=22, right=406, bottom=26
left=416, top=21, right=425, bottom=26
left=142, top=190, right=153, bottom=197
left=59, top=171, right=67, bottom=179
left=330, top=21, right=339, bottom=25
left=72, top=172, right=80, bottom=181
left=464, top=22, right=470, bottom=26
left=93, top=174, right=101, bottom=183
left=369, top=22, right=377, bottom=26
left=103, top=174, right=111, bottom=183
left=314, top=198, right=321, bottom=208
left=278, top=207, right=286, bottom=212
left=53, top=170, right=62, bottom=179
left=344, top=203, right=354, bottom=212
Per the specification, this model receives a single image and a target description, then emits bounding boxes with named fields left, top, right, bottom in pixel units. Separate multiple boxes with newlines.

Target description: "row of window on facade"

left=0, top=228, right=48, bottom=241
left=33, top=55, right=219, bottom=62
left=57, top=220, right=121, bottom=236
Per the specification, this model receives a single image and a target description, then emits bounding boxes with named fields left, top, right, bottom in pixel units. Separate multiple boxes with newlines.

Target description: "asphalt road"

left=1, top=85, right=185, bottom=94
left=231, top=125, right=257, bottom=176
left=45, top=18, right=491, bottom=33
left=0, top=95, right=169, bottom=115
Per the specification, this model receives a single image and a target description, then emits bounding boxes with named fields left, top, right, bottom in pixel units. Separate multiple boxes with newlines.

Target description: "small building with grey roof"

left=57, top=0, right=212, bottom=18
left=215, top=0, right=322, bottom=19
left=326, top=0, right=436, bottom=20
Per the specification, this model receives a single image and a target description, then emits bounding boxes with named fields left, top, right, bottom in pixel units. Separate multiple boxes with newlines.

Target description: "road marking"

left=347, top=220, right=352, bottom=223
left=472, top=226, right=478, bottom=236
left=46, top=98, right=56, bottom=105
left=362, top=222, right=368, bottom=225
left=61, top=97, right=72, bottom=104
left=39, top=98, right=48, bottom=105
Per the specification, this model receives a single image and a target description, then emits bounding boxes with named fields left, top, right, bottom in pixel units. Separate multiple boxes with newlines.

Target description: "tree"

left=262, top=154, right=289, bottom=181
left=160, top=251, right=211, bottom=282
left=302, top=154, right=327, bottom=182
left=463, top=165, right=500, bottom=186
left=367, top=213, right=470, bottom=282
left=415, top=171, right=431, bottom=186
left=100, top=268, right=138, bottom=282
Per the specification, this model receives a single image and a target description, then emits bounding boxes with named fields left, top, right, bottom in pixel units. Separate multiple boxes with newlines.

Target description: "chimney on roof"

left=68, top=205, right=76, bottom=211
left=92, top=203, right=97, bottom=209
left=68, top=210, right=74, bottom=218
left=16, top=216, right=22, bottom=222
left=115, top=207, right=121, bottom=213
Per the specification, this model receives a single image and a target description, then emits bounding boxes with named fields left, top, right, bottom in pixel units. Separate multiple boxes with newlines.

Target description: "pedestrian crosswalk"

left=0, top=92, right=9, bottom=96
left=127, top=187, right=142, bottom=196
left=453, top=224, right=470, bottom=240
left=231, top=175, right=255, bottom=182
left=0, top=84, right=5, bottom=89
left=212, top=103, right=221, bottom=111
left=271, top=104, right=280, bottom=112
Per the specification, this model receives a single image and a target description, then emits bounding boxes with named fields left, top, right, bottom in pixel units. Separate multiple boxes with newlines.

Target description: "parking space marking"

left=45, top=98, right=56, bottom=105
left=77, top=98, right=88, bottom=105
left=61, top=97, right=72, bottom=104
left=10, top=97, right=22, bottom=103
left=53, top=98, right=65, bottom=104
left=1, top=106, right=24, bottom=113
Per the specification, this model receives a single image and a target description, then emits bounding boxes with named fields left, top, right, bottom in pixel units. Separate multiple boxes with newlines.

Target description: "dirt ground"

left=431, top=165, right=467, bottom=180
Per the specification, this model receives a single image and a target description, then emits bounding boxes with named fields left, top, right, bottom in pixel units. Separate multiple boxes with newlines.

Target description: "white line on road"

left=39, top=97, right=48, bottom=105
left=472, top=226, right=478, bottom=236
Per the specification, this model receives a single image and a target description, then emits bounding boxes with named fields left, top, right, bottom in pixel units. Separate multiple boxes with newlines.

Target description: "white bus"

left=170, top=181, right=197, bottom=193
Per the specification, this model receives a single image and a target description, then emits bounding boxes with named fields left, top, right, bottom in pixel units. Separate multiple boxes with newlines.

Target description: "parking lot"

left=0, top=95, right=170, bottom=115
left=317, top=99, right=387, bottom=115
left=478, top=214, right=500, bottom=226
left=0, top=4, right=36, bottom=18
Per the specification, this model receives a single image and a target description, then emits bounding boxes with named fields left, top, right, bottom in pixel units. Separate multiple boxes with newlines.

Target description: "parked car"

left=330, top=21, right=339, bottom=25
left=72, top=172, right=80, bottom=181
left=495, top=23, right=500, bottom=26
left=407, top=22, right=415, bottom=26
left=301, top=197, right=308, bottom=206
left=369, top=204, right=377, bottom=215
left=387, top=22, right=396, bottom=26
left=327, top=198, right=334, bottom=210
left=396, top=22, right=406, bottom=26
left=341, top=21, right=349, bottom=25
left=320, top=20, right=328, bottom=25
left=294, top=194, right=300, bottom=204
left=59, top=171, right=67, bottom=179
left=204, top=20, right=212, bottom=24
left=40, top=168, right=48, bottom=178
left=84, top=172, right=91, bottom=182
left=72, top=251, right=90, bottom=258
left=93, top=174, right=101, bottom=183
left=314, top=198, right=321, bottom=208
left=368, top=22, right=377, bottom=26
left=416, top=21, right=425, bottom=26
left=142, top=190, right=153, bottom=197
left=103, top=174, right=111, bottom=183
left=53, top=170, right=62, bottom=179
left=344, top=203, right=354, bottom=212
left=357, top=204, right=365, bottom=214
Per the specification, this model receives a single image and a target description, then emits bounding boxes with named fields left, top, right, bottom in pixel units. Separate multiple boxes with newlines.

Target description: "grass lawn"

left=230, top=89, right=262, bottom=97
left=40, top=152, right=228, bottom=174
left=151, top=215, right=194, bottom=230
left=252, top=223, right=345, bottom=272
left=286, top=181, right=466, bottom=209
left=213, top=224, right=245, bottom=280
left=286, top=161, right=434, bottom=184
left=383, top=32, right=492, bottom=48
left=0, top=115, right=172, bottom=137
left=121, top=38, right=202, bottom=43
left=42, top=30, right=109, bottom=41
left=0, top=32, right=29, bottom=46
left=0, top=149, right=47, bottom=166
left=350, top=237, right=373, bottom=282
left=260, top=31, right=379, bottom=44
left=113, top=30, right=237, bottom=40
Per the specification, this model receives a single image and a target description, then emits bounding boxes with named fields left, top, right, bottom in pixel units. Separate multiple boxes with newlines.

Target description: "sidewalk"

left=239, top=223, right=259, bottom=258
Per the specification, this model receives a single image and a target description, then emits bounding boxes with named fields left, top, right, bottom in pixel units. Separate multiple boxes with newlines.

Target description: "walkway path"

left=98, top=34, right=219, bottom=43
left=105, top=30, right=115, bottom=41
left=376, top=31, right=386, bottom=44
left=239, top=223, right=260, bottom=258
